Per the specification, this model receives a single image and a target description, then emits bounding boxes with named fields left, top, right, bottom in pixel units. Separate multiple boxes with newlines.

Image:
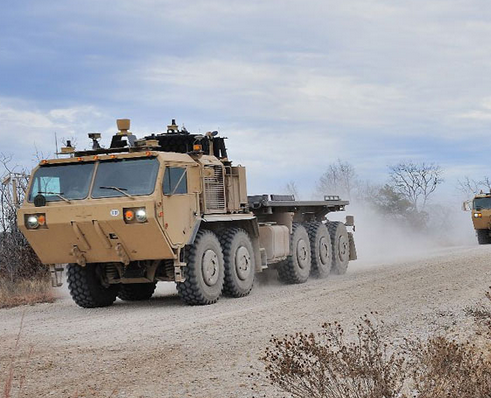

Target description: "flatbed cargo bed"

left=248, top=194, right=348, bottom=217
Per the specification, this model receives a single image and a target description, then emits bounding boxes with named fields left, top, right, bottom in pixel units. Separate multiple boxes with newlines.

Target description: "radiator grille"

left=204, top=166, right=226, bottom=211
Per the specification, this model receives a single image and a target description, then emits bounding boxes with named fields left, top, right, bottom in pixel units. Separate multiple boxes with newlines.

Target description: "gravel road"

left=1, top=244, right=491, bottom=398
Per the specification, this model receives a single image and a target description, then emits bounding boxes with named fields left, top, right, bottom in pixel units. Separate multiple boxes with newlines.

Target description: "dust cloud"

left=253, top=202, right=478, bottom=289
left=331, top=203, right=476, bottom=267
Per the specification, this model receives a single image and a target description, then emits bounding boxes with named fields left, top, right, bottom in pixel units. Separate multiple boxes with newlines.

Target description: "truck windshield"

left=92, top=158, right=160, bottom=198
left=474, top=197, right=491, bottom=210
left=28, top=163, right=95, bottom=202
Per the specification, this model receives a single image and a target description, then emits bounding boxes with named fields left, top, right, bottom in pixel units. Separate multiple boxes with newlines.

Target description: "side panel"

left=237, top=166, right=248, bottom=205
left=225, top=166, right=248, bottom=213
left=160, top=164, right=199, bottom=246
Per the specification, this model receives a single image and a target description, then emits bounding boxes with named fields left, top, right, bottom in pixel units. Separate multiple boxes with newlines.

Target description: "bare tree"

left=0, top=154, right=43, bottom=281
left=284, top=180, right=300, bottom=200
left=457, top=176, right=480, bottom=197
left=389, top=162, right=443, bottom=212
left=316, top=159, right=357, bottom=200
left=457, top=176, right=491, bottom=197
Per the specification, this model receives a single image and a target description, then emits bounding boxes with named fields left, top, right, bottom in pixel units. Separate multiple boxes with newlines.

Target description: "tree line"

left=285, top=160, right=444, bottom=230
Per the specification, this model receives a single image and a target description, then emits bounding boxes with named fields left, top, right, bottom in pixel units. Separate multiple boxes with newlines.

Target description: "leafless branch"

left=284, top=180, right=300, bottom=200
left=316, top=159, right=357, bottom=200
left=389, top=162, right=443, bottom=212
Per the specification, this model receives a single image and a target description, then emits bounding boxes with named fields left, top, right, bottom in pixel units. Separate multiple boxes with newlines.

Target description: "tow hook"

left=115, top=243, right=130, bottom=266
left=71, top=245, right=87, bottom=266
left=49, top=264, right=64, bottom=287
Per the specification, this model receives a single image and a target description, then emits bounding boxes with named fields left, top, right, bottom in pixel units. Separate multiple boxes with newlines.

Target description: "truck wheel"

left=307, top=222, right=332, bottom=278
left=177, top=230, right=225, bottom=305
left=66, top=263, right=119, bottom=308
left=278, top=223, right=311, bottom=284
left=118, top=282, right=157, bottom=301
left=219, top=228, right=255, bottom=297
left=477, top=230, right=491, bottom=244
left=328, top=221, right=350, bottom=275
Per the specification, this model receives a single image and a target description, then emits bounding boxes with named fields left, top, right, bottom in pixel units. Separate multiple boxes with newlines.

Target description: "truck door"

left=160, top=164, right=198, bottom=246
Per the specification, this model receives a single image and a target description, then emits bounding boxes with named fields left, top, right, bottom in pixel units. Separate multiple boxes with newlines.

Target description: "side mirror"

left=462, top=201, right=471, bottom=211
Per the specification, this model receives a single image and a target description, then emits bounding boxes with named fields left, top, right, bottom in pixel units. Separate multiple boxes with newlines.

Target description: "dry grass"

left=0, top=277, right=54, bottom=309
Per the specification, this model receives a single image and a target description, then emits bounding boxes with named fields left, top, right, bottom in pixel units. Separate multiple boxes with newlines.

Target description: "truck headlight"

left=27, top=216, right=39, bottom=229
left=135, top=209, right=147, bottom=223
left=25, top=214, right=46, bottom=229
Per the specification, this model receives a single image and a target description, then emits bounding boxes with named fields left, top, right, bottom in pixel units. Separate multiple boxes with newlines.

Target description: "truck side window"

left=163, top=167, right=187, bottom=195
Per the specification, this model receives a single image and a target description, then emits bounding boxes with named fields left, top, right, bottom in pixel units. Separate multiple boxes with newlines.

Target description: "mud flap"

left=348, top=232, right=357, bottom=261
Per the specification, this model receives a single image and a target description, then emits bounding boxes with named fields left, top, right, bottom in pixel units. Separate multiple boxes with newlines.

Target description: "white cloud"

left=141, top=57, right=403, bottom=127
left=0, top=99, right=111, bottom=167
left=456, top=98, right=491, bottom=121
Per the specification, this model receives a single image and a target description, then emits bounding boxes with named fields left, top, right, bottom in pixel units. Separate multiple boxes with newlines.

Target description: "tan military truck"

left=17, top=119, right=357, bottom=308
left=466, top=192, right=491, bottom=244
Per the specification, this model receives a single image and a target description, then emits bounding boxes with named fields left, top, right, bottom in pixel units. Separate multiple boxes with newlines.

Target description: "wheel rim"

left=338, top=235, right=349, bottom=262
left=235, top=246, right=251, bottom=281
left=296, top=238, right=309, bottom=269
left=319, top=236, right=330, bottom=265
left=202, top=249, right=219, bottom=286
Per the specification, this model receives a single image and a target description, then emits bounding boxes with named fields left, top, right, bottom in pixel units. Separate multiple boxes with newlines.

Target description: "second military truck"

left=466, top=192, right=491, bottom=244
left=18, top=119, right=357, bottom=308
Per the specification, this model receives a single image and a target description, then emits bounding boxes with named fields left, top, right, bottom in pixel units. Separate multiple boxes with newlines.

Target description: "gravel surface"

left=1, top=244, right=491, bottom=397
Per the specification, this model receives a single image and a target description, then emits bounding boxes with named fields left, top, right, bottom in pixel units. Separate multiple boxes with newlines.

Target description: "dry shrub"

left=406, top=336, right=491, bottom=398
left=0, top=277, right=54, bottom=309
left=262, top=310, right=491, bottom=398
left=262, top=315, right=406, bottom=398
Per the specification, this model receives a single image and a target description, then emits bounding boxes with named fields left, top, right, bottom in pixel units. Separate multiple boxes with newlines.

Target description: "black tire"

left=278, top=223, right=311, bottom=284
left=328, top=221, right=350, bottom=275
left=219, top=228, right=255, bottom=297
left=307, top=222, right=332, bottom=278
left=118, top=282, right=157, bottom=301
left=66, top=263, right=119, bottom=308
left=177, top=230, right=225, bottom=305
left=477, top=230, right=491, bottom=245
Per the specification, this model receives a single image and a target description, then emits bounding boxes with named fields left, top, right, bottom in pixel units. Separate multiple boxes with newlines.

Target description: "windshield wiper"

left=38, top=191, right=72, bottom=204
left=99, top=186, right=134, bottom=199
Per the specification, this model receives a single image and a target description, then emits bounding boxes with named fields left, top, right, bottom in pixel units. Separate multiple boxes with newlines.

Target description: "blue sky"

left=1, top=0, right=491, bottom=201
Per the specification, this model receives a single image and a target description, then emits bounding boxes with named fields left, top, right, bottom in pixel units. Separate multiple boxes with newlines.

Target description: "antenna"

left=54, top=132, right=59, bottom=158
